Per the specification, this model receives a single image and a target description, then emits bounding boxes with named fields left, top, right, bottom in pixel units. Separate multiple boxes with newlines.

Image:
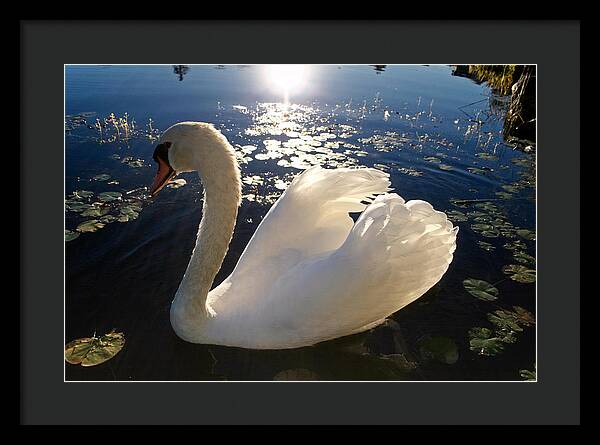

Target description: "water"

left=65, top=65, right=536, bottom=381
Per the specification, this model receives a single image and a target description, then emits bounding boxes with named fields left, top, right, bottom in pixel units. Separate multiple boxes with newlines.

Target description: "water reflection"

left=173, top=65, right=190, bottom=81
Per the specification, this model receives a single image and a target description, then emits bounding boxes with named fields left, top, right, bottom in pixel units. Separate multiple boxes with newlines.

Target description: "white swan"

left=149, top=122, right=458, bottom=349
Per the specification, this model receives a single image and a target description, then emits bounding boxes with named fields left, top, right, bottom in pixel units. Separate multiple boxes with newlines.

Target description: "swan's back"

left=205, top=167, right=458, bottom=349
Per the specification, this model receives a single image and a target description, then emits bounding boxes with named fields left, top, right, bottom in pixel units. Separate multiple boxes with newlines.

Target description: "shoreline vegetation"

left=452, top=65, right=536, bottom=144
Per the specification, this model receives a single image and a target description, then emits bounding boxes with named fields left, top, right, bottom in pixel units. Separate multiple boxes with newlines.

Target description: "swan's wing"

left=232, top=166, right=391, bottom=278
left=250, top=193, right=459, bottom=348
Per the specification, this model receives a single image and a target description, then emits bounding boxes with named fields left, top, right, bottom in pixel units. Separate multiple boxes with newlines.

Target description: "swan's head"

left=149, top=122, right=237, bottom=197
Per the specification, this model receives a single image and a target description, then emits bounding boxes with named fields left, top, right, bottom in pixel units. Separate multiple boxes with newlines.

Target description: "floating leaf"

left=513, top=251, right=535, bottom=266
left=81, top=204, right=111, bottom=217
left=488, top=310, right=523, bottom=333
left=512, top=306, right=535, bottom=326
left=65, top=230, right=80, bottom=242
left=476, top=152, right=498, bottom=161
left=398, top=167, right=423, bottom=177
left=502, top=264, right=536, bottom=283
left=76, top=219, right=105, bottom=233
left=463, top=278, right=499, bottom=301
left=97, top=191, right=122, bottom=202
left=502, top=184, right=520, bottom=193
left=92, top=174, right=111, bottom=181
left=468, top=167, right=487, bottom=175
left=519, top=368, right=536, bottom=381
left=495, top=191, right=513, bottom=199
left=65, top=199, right=90, bottom=213
left=447, top=210, right=468, bottom=222
left=438, top=164, right=453, bottom=171
left=418, top=336, right=458, bottom=364
left=477, top=241, right=496, bottom=251
left=71, top=190, right=94, bottom=199
left=424, top=156, right=441, bottom=163
left=273, top=369, right=319, bottom=381
left=516, top=229, right=536, bottom=241
left=504, top=240, right=527, bottom=251
left=65, top=331, right=125, bottom=367
left=468, top=327, right=505, bottom=356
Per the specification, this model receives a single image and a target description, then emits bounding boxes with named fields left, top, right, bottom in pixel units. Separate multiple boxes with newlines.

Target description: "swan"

left=149, top=122, right=458, bottom=349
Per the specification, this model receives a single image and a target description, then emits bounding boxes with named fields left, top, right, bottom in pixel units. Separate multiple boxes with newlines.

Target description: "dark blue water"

left=65, top=65, right=536, bottom=381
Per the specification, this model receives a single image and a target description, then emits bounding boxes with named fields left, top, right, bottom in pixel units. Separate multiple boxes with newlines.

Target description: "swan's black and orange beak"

left=149, top=142, right=176, bottom=197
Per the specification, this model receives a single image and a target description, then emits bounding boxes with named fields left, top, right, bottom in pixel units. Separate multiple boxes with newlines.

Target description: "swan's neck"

left=171, top=141, right=241, bottom=332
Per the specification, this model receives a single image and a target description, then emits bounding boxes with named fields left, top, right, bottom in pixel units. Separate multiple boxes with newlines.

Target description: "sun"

left=265, top=65, right=309, bottom=103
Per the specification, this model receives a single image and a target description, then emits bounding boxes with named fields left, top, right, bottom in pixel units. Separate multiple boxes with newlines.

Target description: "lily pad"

left=438, top=164, right=453, bottom=171
left=477, top=241, right=496, bottom=251
left=65, top=331, right=125, bottom=367
left=516, top=229, right=536, bottom=241
left=65, top=230, right=80, bottom=242
left=463, top=278, right=499, bottom=301
left=92, top=174, right=111, bottom=181
left=495, top=191, right=513, bottom=199
left=71, top=190, right=94, bottom=199
left=447, top=210, right=468, bottom=222
left=502, top=264, right=536, bottom=283
left=76, top=219, right=105, bottom=233
left=424, top=156, right=441, bottom=163
left=81, top=204, right=111, bottom=217
left=476, top=152, right=498, bottom=161
left=65, top=200, right=90, bottom=213
left=488, top=310, right=523, bottom=333
left=418, top=336, right=458, bottom=364
left=468, top=327, right=505, bottom=356
left=519, top=368, right=536, bottom=381
left=513, top=251, right=535, bottom=266
left=97, top=191, right=123, bottom=202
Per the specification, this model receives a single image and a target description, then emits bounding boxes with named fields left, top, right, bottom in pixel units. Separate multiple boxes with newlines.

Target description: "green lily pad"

left=468, top=167, right=487, bottom=175
left=502, top=184, right=520, bottom=193
left=468, top=327, right=505, bottom=356
left=488, top=310, right=523, bottom=333
left=76, top=219, right=105, bottom=233
left=477, top=241, right=496, bottom=251
left=65, top=230, right=80, bottom=242
left=438, top=164, right=454, bottom=171
left=424, top=156, right=441, bottom=163
left=117, top=203, right=140, bottom=222
left=495, top=191, right=513, bottom=199
left=93, top=174, right=111, bottom=181
left=502, top=264, right=536, bottom=283
left=81, top=204, right=111, bottom=217
left=476, top=152, right=498, bottom=161
left=98, top=191, right=123, bottom=202
left=463, top=278, right=499, bottom=301
left=447, top=210, right=468, bottom=222
left=71, top=190, right=94, bottom=199
left=513, top=251, right=535, bottom=266
left=418, top=336, right=458, bottom=364
left=504, top=240, right=527, bottom=251
left=516, top=229, right=536, bottom=241
left=519, top=368, right=536, bottom=381
left=65, top=331, right=125, bottom=367
left=65, top=200, right=90, bottom=213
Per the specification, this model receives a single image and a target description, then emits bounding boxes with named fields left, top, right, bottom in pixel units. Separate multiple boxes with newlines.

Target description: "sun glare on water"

left=265, top=65, right=309, bottom=104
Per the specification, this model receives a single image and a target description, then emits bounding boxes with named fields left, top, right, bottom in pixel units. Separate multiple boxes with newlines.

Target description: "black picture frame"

left=21, top=20, right=580, bottom=425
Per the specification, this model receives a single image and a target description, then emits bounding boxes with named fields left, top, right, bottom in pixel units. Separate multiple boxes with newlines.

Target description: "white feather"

left=161, top=123, right=458, bottom=349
